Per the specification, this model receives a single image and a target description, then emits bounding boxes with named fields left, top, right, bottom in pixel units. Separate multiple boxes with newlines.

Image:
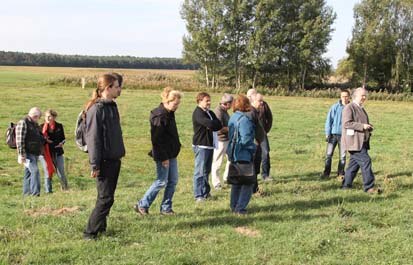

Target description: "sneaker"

left=263, top=176, right=273, bottom=182
left=133, top=205, right=149, bottom=215
left=320, top=173, right=329, bottom=180
left=337, top=175, right=345, bottom=182
left=366, top=187, right=382, bottom=194
left=160, top=210, right=175, bottom=216
left=83, top=233, right=97, bottom=241
left=214, top=184, right=222, bottom=190
left=195, top=197, right=206, bottom=203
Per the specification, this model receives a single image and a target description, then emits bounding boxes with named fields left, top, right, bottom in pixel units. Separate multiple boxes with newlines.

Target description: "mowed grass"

left=1, top=67, right=413, bottom=265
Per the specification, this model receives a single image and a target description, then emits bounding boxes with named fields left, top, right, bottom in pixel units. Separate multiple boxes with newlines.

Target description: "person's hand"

left=363, top=124, right=373, bottom=131
left=326, top=135, right=331, bottom=142
left=90, top=170, right=100, bottom=178
left=55, top=143, right=63, bottom=148
left=18, top=155, right=25, bottom=164
left=162, top=160, right=169, bottom=167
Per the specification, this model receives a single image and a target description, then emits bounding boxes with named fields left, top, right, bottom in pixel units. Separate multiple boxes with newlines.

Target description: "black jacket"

left=40, top=122, right=65, bottom=156
left=192, top=106, right=222, bottom=146
left=149, top=103, right=181, bottom=161
left=24, top=117, right=43, bottom=156
left=86, top=99, right=126, bottom=170
left=257, top=101, right=273, bottom=133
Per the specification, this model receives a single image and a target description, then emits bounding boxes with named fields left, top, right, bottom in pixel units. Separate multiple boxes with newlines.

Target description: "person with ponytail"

left=83, top=73, right=125, bottom=240
left=39, top=109, right=68, bottom=193
left=134, top=87, right=182, bottom=215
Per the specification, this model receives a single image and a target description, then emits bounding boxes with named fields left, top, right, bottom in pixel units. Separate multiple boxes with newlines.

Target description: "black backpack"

left=75, top=111, right=88, bottom=152
left=6, top=122, right=17, bottom=149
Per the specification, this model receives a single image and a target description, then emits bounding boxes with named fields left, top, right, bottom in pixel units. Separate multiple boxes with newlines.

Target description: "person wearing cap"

left=211, top=93, right=233, bottom=190
left=16, top=107, right=44, bottom=196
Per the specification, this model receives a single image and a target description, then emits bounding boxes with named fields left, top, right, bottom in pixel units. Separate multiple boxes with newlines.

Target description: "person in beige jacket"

left=341, top=87, right=380, bottom=193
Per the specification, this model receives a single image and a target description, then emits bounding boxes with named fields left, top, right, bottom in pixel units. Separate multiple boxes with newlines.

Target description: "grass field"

left=1, top=66, right=413, bottom=265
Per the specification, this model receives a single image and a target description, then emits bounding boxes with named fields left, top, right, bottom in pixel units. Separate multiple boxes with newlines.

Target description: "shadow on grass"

left=385, top=171, right=413, bottom=179
left=147, top=193, right=399, bottom=231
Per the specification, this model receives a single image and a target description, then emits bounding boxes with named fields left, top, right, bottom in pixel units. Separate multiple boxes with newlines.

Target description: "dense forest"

left=0, top=51, right=197, bottom=70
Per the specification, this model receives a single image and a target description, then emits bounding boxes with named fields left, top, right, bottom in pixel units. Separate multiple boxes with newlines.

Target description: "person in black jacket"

left=134, top=87, right=182, bottom=215
left=192, top=92, right=222, bottom=202
left=16, top=107, right=44, bottom=196
left=39, top=109, right=68, bottom=193
left=83, top=73, right=125, bottom=240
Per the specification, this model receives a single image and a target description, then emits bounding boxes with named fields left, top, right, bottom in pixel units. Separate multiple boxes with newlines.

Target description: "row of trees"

left=0, top=51, right=197, bottom=70
left=181, top=0, right=336, bottom=90
left=337, top=0, right=413, bottom=92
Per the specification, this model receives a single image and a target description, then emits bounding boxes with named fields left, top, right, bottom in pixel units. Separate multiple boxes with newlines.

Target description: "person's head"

left=253, top=93, right=264, bottom=109
left=196, top=92, right=211, bottom=110
left=28, top=107, right=42, bottom=123
left=246, top=88, right=257, bottom=103
left=233, top=95, right=251, bottom=113
left=352, top=87, right=368, bottom=105
left=220, top=93, right=233, bottom=111
left=44, top=109, right=58, bottom=124
left=161, top=87, right=182, bottom=112
left=340, top=89, right=350, bottom=105
left=85, top=74, right=120, bottom=110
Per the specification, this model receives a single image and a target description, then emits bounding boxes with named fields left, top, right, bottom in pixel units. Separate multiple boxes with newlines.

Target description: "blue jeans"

left=324, top=134, right=346, bottom=176
left=260, top=134, right=271, bottom=178
left=193, top=146, right=213, bottom=199
left=230, top=184, right=254, bottom=213
left=342, top=144, right=375, bottom=191
left=41, top=155, right=69, bottom=193
left=139, top=158, right=179, bottom=212
left=23, top=153, right=41, bottom=196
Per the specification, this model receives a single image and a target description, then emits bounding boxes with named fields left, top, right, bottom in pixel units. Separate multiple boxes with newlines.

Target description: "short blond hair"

left=161, top=87, right=182, bottom=103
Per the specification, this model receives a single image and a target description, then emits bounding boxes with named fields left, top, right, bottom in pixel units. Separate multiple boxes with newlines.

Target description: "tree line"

left=337, top=0, right=413, bottom=92
left=0, top=51, right=197, bottom=70
left=181, top=0, right=336, bottom=90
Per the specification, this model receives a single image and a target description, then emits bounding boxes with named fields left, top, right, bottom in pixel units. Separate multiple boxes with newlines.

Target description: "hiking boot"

left=133, top=205, right=149, bottom=215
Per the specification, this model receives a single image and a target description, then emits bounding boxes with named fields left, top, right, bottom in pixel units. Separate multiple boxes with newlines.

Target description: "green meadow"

left=1, top=66, right=413, bottom=265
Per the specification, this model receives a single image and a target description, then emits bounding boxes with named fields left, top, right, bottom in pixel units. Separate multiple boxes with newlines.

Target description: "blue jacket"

left=227, top=111, right=256, bottom=162
left=325, top=100, right=345, bottom=136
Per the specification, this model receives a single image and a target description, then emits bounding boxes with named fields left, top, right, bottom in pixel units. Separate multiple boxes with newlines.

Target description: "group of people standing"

left=15, top=72, right=378, bottom=241
left=16, top=108, right=68, bottom=196
left=322, top=87, right=380, bottom=194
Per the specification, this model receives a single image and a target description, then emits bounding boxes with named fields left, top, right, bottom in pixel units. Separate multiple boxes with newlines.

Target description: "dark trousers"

left=323, top=134, right=346, bottom=176
left=84, top=160, right=121, bottom=236
left=342, top=145, right=375, bottom=191
left=260, top=134, right=271, bottom=178
left=253, top=144, right=261, bottom=193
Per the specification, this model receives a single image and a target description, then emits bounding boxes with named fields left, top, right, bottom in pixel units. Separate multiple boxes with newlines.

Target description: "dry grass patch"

left=25, top=206, right=80, bottom=217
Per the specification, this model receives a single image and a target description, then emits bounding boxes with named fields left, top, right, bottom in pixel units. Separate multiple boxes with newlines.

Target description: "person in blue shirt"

left=321, top=89, right=350, bottom=180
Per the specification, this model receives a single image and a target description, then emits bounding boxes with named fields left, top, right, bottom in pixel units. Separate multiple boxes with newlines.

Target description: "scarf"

left=42, top=122, right=55, bottom=179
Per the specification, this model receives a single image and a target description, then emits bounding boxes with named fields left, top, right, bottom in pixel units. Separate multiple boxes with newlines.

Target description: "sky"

left=0, top=0, right=359, bottom=68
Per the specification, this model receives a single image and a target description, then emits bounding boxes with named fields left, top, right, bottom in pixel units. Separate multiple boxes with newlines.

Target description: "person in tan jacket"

left=341, top=87, right=380, bottom=193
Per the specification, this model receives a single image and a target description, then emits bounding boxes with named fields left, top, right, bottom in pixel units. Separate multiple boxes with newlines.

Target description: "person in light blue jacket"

left=321, top=89, right=350, bottom=180
left=227, top=95, right=256, bottom=214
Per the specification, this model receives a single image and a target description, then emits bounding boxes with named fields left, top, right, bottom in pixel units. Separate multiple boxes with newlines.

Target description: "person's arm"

left=264, top=101, right=273, bottom=132
left=56, top=124, right=66, bottom=148
left=342, top=105, right=364, bottom=131
left=150, top=114, right=169, bottom=162
left=238, top=118, right=255, bottom=146
left=194, top=108, right=222, bottom=131
left=325, top=105, right=334, bottom=139
left=16, top=120, right=26, bottom=161
left=86, top=106, right=103, bottom=173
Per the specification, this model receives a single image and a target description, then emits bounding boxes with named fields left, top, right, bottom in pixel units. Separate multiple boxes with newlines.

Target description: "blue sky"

left=0, top=0, right=359, bottom=68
